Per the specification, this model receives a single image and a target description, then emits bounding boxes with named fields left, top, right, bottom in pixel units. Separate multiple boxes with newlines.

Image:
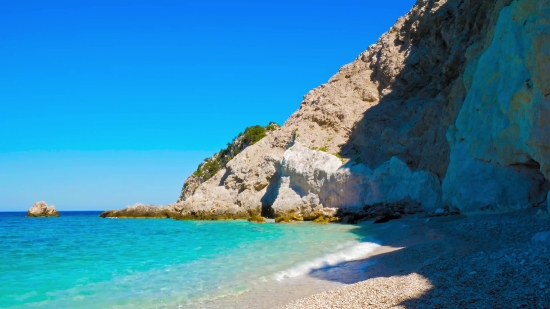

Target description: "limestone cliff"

left=103, top=0, right=550, bottom=221
left=178, top=123, right=280, bottom=203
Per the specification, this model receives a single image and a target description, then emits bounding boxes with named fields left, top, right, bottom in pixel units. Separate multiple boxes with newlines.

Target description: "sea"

left=0, top=211, right=380, bottom=308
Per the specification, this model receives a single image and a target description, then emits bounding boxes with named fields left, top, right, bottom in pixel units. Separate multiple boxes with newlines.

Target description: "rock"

left=535, top=209, right=550, bottom=220
left=374, top=216, right=391, bottom=224
left=532, top=232, right=550, bottom=243
left=100, top=203, right=178, bottom=219
left=268, top=143, right=442, bottom=221
left=442, top=0, right=550, bottom=212
left=356, top=217, right=371, bottom=223
left=108, top=0, right=550, bottom=222
left=247, top=214, right=266, bottom=223
left=27, top=201, right=59, bottom=217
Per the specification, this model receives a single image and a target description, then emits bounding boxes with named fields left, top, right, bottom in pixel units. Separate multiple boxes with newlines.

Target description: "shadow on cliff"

left=339, top=0, right=513, bottom=180
left=296, top=0, right=537, bottom=307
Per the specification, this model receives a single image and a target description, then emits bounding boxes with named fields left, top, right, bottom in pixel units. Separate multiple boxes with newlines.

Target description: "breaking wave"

left=273, top=241, right=380, bottom=281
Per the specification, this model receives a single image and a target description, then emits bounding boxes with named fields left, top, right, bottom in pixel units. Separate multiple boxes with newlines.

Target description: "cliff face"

left=170, top=0, right=550, bottom=220
left=443, top=0, right=550, bottom=212
left=103, top=0, right=550, bottom=220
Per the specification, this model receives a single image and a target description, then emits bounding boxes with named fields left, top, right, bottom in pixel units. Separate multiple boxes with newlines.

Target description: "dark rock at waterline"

left=338, top=196, right=424, bottom=224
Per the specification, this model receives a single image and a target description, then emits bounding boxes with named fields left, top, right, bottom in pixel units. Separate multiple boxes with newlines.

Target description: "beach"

left=277, top=209, right=550, bottom=308
left=3, top=209, right=550, bottom=308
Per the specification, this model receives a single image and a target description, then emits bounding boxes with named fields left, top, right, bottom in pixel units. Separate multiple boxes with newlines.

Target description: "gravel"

left=279, top=209, right=550, bottom=309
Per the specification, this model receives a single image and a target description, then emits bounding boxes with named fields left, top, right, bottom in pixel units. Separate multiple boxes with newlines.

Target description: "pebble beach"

left=279, top=209, right=550, bottom=308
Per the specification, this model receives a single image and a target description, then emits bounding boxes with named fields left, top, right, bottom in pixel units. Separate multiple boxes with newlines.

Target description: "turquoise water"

left=0, top=212, right=376, bottom=308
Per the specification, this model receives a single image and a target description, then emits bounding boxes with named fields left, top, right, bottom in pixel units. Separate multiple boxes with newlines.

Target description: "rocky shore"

left=99, top=203, right=177, bottom=219
left=27, top=201, right=59, bottom=217
left=96, top=0, right=550, bottom=307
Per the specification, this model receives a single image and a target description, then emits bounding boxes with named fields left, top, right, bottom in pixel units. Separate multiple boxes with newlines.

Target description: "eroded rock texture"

left=27, top=201, right=59, bottom=217
left=443, top=0, right=550, bottom=212
left=100, top=203, right=178, bottom=219
left=103, top=0, right=550, bottom=221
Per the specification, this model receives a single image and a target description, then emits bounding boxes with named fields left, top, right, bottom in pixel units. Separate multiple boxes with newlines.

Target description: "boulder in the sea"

left=27, top=201, right=60, bottom=217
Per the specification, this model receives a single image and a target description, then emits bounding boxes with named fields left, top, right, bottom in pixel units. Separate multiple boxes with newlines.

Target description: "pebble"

left=278, top=209, right=550, bottom=309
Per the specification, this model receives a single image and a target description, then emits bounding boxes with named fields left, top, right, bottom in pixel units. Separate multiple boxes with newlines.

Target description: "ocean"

left=0, top=211, right=379, bottom=308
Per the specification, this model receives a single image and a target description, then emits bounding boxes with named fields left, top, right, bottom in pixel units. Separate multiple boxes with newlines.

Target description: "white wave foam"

left=273, top=241, right=380, bottom=281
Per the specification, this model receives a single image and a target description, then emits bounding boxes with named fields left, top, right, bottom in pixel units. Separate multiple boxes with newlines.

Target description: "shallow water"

left=0, top=212, right=378, bottom=308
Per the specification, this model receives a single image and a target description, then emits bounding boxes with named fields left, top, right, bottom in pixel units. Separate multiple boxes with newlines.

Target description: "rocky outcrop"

left=270, top=143, right=442, bottom=220
left=100, top=203, right=178, bottom=219
left=27, top=201, right=59, bottom=217
left=171, top=0, right=550, bottom=221
left=337, top=196, right=424, bottom=224
left=177, top=123, right=280, bottom=202
left=105, top=0, right=550, bottom=222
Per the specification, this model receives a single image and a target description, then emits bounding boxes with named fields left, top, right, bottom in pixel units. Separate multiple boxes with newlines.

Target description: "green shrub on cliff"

left=192, top=122, right=279, bottom=182
left=242, top=125, right=267, bottom=146
left=266, top=122, right=280, bottom=131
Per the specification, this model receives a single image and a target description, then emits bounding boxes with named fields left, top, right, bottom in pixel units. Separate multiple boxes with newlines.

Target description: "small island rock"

left=27, top=201, right=60, bottom=217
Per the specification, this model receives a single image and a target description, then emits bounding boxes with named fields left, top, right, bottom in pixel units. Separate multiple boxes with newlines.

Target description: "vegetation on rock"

left=191, top=123, right=279, bottom=182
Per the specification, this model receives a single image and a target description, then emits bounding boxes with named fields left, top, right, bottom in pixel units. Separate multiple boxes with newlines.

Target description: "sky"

left=0, top=0, right=416, bottom=211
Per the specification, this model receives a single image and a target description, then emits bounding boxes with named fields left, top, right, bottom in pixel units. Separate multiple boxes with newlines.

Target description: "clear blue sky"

left=0, top=0, right=415, bottom=211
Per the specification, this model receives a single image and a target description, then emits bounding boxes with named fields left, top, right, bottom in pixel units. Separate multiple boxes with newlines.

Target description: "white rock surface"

left=27, top=201, right=59, bottom=217
left=442, top=0, right=550, bottom=212
left=271, top=143, right=443, bottom=218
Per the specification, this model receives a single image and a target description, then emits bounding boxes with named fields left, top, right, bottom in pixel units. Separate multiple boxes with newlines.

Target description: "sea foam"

left=273, top=241, right=380, bottom=281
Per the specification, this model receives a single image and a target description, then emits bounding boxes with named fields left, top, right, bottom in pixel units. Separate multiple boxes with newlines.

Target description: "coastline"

left=194, top=234, right=398, bottom=309
left=278, top=209, right=550, bottom=308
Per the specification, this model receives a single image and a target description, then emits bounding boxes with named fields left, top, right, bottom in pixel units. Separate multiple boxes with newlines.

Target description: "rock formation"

left=100, top=203, right=178, bottom=218
left=103, top=0, right=550, bottom=221
left=27, top=201, right=60, bottom=217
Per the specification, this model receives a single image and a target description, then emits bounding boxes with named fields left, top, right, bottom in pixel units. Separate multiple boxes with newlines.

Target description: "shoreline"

left=195, top=242, right=393, bottom=309
left=278, top=209, right=550, bottom=308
